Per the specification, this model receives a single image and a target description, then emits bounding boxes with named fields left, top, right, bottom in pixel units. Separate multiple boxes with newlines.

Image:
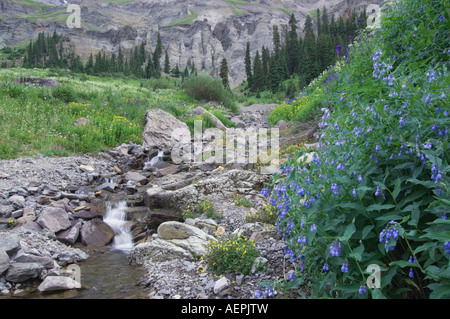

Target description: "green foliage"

left=233, top=195, right=253, bottom=208
left=52, top=85, right=77, bottom=103
left=204, top=235, right=260, bottom=275
left=182, top=75, right=239, bottom=113
left=263, top=0, right=450, bottom=299
left=182, top=198, right=223, bottom=221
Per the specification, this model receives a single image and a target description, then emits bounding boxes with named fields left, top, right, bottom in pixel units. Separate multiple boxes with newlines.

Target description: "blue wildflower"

left=359, top=285, right=367, bottom=294
left=310, top=224, right=317, bottom=232
left=261, top=188, right=270, bottom=197
left=331, top=183, right=339, bottom=195
left=444, top=241, right=450, bottom=254
left=330, top=241, right=341, bottom=257
left=341, top=262, right=349, bottom=273
left=323, top=264, right=329, bottom=271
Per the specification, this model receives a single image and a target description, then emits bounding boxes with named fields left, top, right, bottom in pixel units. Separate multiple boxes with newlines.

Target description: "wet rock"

left=80, top=218, right=115, bottom=247
left=37, top=276, right=81, bottom=292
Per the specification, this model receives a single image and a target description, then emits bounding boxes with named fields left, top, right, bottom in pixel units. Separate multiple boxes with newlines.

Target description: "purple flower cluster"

left=379, top=221, right=400, bottom=250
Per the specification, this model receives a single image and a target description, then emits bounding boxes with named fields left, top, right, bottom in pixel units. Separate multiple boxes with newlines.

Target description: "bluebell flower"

left=359, top=285, right=367, bottom=294
left=444, top=241, right=450, bottom=254
left=330, top=241, right=341, bottom=257
left=399, top=117, right=405, bottom=126
left=323, top=264, right=329, bottom=271
left=409, top=268, right=414, bottom=278
left=358, top=175, right=363, bottom=183
left=331, top=183, right=339, bottom=195
left=310, top=224, right=317, bottom=232
left=353, top=188, right=357, bottom=198
left=426, top=94, right=431, bottom=104
left=375, top=186, right=381, bottom=196
left=254, top=290, right=262, bottom=298
left=261, top=188, right=270, bottom=197
left=341, top=262, right=349, bottom=273
left=289, top=272, right=295, bottom=281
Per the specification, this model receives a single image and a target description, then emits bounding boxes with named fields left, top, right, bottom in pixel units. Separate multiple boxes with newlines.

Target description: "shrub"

left=204, top=235, right=260, bottom=275
left=52, top=85, right=77, bottom=103
left=182, top=75, right=239, bottom=113
left=263, top=0, right=450, bottom=299
left=182, top=198, right=223, bottom=220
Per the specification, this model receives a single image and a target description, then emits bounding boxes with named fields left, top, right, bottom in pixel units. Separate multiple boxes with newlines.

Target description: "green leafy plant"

left=262, top=0, right=449, bottom=299
left=204, top=235, right=260, bottom=275
left=233, top=195, right=253, bottom=208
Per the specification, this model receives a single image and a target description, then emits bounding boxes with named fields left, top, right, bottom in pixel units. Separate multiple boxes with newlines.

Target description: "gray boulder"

left=129, top=238, right=194, bottom=265
left=0, top=234, right=21, bottom=256
left=36, top=207, right=71, bottom=233
left=80, top=218, right=115, bottom=247
left=5, top=262, right=44, bottom=283
left=157, top=221, right=216, bottom=242
left=142, top=108, right=190, bottom=150
left=37, top=276, right=81, bottom=293
left=56, top=220, right=83, bottom=245
left=0, top=249, right=10, bottom=275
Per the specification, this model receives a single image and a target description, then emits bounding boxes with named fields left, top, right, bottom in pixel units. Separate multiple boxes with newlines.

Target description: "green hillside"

left=261, top=0, right=449, bottom=299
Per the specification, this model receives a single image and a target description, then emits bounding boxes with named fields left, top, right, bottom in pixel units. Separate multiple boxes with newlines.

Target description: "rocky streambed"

left=0, top=105, right=315, bottom=299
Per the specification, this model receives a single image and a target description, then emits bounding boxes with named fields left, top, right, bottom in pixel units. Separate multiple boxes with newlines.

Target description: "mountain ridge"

left=0, top=0, right=383, bottom=87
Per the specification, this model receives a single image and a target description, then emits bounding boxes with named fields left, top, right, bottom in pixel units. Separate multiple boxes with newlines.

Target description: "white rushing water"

left=143, top=150, right=164, bottom=170
left=104, top=201, right=134, bottom=253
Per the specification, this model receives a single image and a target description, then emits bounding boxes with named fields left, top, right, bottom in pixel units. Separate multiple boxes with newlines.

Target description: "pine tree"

left=244, top=41, right=253, bottom=90
left=252, top=50, right=263, bottom=92
left=153, top=32, right=162, bottom=77
left=146, top=57, right=155, bottom=79
left=85, top=53, right=94, bottom=75
left=219, top=57, right=229, bottom=89
left=164, top=50, right=170, bottom=74
left=286, top=13, right=299, bottom=75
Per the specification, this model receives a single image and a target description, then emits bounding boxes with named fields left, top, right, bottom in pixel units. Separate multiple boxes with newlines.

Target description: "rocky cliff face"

left=0, top=0, right=382, bottom=87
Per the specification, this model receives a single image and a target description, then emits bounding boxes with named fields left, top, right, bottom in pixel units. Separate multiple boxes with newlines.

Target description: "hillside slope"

left=0, top=0, right=382, bottom=87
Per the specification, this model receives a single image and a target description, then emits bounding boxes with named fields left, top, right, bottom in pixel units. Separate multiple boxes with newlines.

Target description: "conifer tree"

left=219, top=57, right=229, bottom=89
left=244, top=41, right=253, bottom=90
left=252, top=50, right=263, bottom=92
left=164, top=50, right=170, bottom=74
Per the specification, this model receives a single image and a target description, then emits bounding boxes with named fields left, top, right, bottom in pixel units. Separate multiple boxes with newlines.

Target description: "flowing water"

left=143, top=150, right=164, bottom=171
left=104, top=201, right=134, bottom=253
left=6, top=200, right=149, bottom=299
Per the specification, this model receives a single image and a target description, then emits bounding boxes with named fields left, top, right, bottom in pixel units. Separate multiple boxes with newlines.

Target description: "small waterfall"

left=104, top=201, right=134, bottom=253
left=143, top=149, right=164, bottom=170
